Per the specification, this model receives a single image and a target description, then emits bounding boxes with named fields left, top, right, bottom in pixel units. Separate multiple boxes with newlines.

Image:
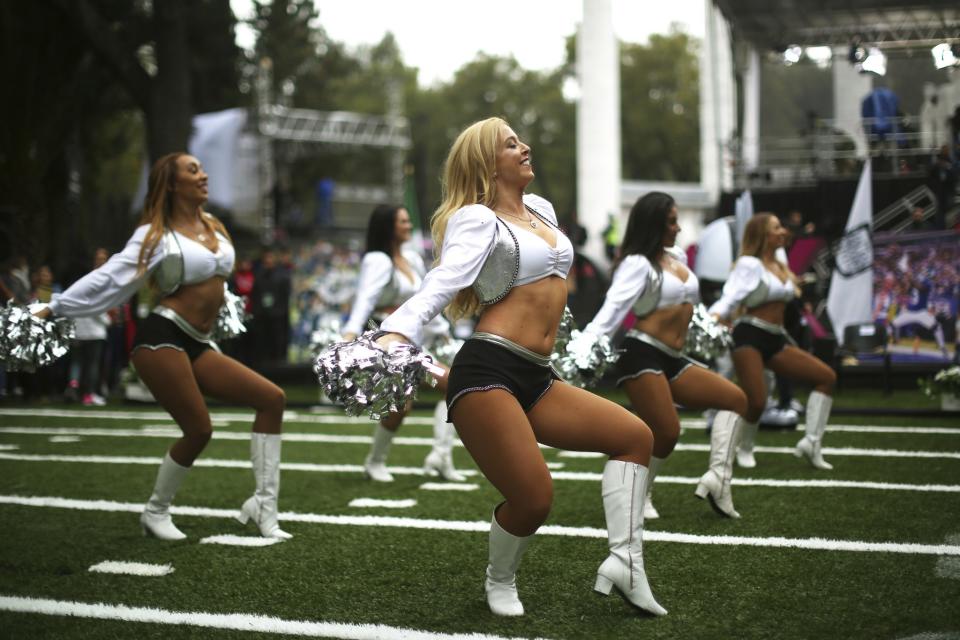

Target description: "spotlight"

left=848, top=43, right=866, bottom=64
left=805, top=46, right=833, bottom=68
left=931, top=43, right=958, bottom=70
left=783, top=45, right=802, bottom=65
left=860, top=47, right=886, bottom=76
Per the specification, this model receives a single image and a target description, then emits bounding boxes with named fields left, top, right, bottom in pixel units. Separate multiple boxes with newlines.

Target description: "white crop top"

left=343, top=248, right=426, bottom=336
left=585, top=248, right=699, bottom=337
left=48, top=222, right=235, bottom=318
left=500, top=217, right=574, bottom=287
left=379, top=193, right=573, bottom=345
left=707, top=255, right=796, bottom=320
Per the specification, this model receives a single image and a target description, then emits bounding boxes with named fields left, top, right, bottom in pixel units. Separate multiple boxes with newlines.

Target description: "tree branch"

left=50, top=0, right=151, bottom=108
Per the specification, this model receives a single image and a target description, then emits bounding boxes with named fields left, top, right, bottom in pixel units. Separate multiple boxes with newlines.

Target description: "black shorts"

left=445, top=337, right=559, bottom=421
left=732, top=322, right=789, bottom=363
left=615, top=335, right=701, bottom=384
left=132, top=313, right=214, bottom=361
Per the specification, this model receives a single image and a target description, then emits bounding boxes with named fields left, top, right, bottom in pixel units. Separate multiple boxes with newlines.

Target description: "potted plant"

left=919, top=365, right=960, bottom=411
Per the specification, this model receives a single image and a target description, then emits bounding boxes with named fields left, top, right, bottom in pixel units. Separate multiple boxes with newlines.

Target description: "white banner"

left=827, top=161, right=874, bottom=346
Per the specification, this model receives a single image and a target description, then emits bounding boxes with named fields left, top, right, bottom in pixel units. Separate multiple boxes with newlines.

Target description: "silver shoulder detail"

left=473, top=219, right=519, bottom=305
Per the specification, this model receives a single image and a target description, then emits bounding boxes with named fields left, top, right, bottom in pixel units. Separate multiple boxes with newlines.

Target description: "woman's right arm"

left=707, top=256, right=762, bottom=320
left=342, top=252, right=393, bottom=337
left=583, top=255, right=650, bottom=336
left=47, top=226, right=158, bottom=318
left=379, top=205, right=498, bottom=345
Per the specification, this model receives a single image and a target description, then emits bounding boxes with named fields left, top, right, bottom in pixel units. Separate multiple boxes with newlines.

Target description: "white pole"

left=576, top=0, right=621, bottom=268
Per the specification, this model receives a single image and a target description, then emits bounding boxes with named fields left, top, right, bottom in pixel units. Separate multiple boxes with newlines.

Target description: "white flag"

left=827, top=160, right=874, bottom=346
left=734, top=189, right=754, bottom=248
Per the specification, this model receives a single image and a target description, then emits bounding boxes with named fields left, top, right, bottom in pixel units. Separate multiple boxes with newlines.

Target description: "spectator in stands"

left=251, top=248, right=292, bottom=364
left=906, top=205, right=935, bottom=233
left=230, top=256, right=256, bottom=365
left=862, top=84, right=900, bottom=172
left=929, top=145, right=957, bottom=229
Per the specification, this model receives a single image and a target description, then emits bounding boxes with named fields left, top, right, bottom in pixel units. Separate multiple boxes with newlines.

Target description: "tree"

left=0, top=1, right=241, bottom=267
left=0, top=2, right=111, bottom=264
left=620, top=28, right=700, bottom=182
left=409, top=55, right=577, bottom=225
left=53, top=0, right=241, bottom=162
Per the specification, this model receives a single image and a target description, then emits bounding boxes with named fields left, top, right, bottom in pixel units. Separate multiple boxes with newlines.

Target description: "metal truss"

left=258, top=106, right=411, bottom=150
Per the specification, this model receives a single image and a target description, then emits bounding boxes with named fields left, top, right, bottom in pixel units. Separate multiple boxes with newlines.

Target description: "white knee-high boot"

left=364, top=424, right=395, bottom=482
left=485, top=509, right=533, bottom=616
left=795, top=391, right=833, bottom=470
left=237, top=433, right=292, bottom=539
left=694, top=410, right=742, bottom=518
left=643, top=456, right=664, bottom=520
left=423, top=401, right=466, bottom=481
left=594, top=460, right=667, bottom=616
left=140, top=451, right=189, bottom=540
left=736, top=419, right=759, bottom=468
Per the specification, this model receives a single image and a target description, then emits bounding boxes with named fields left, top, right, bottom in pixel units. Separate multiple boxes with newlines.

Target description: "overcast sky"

left=231, top=0, right=705, bottom=86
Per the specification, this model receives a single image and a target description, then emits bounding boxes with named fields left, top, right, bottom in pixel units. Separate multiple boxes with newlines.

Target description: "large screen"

left=872, top=230, right=959, bottom=363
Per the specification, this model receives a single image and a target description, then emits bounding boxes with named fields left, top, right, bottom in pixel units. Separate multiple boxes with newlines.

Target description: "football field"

left=0, top=402, right=958, bottom=639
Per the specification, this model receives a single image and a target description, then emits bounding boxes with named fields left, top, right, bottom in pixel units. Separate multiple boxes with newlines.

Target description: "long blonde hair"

left=430, top=117, right=507, bottom=320
left=137, top=152, right=230, bottom=276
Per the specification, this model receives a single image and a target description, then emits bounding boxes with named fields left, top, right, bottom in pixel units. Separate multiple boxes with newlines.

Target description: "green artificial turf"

left=0, top=399, right=958, bottom=639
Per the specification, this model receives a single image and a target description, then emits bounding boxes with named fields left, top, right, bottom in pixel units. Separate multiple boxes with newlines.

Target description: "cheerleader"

left=582, top=192, right=749, bottom=518
left=709, top=214, right=837, bottom=470
left=375, top=117, right=665, bottom=616
left=342, top=204, right=464, bottom=482
left=36, top=153, right=292, bottom=540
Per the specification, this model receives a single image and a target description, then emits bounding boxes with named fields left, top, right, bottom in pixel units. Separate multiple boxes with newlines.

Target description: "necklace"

left=497, top=209, right=538, bottom=228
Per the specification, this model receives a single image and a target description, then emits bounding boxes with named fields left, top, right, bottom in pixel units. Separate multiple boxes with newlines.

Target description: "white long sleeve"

left=380, top=205, right=498, bottom=345
left=48, top=225, right=161, bottom=318
left=343, top=252, right=394, bottom=336
left=707, top=256, right=763, bottom=320
left=584, top=254, right=653, bottom=337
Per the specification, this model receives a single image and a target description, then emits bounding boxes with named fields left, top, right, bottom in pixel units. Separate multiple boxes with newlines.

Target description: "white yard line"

left=2, top=452, right=958, bottom=492
left=199, top=535, right=282, bottom=547
left=1, top=494, right=958, bottom=556
left=348, top=498, right=417, bottom=509
left=3, top=425, right=959, bottom=460
left=0, top=426, right=438, bottom=446
left=4, top=425, right=960, bottom=460
left=1, top=407, right=955, bottom=433
left=0, top=407, right=433, bottom=426
left=0, top=595, right=547, bottom=640
left=419, top=483, right=479, bottom=492
left=88, top=561, right=174, bottom=577
left=679, top=420, right=960, bottom=435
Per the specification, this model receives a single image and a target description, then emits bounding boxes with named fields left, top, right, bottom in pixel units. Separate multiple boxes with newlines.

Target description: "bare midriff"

left=634, top=303, right=695, bottom=351
left=741, top=300, right=786, bottom=326
left=475, top=276, right=569, bottom=356
left=158, top=276, right=227, bottom=334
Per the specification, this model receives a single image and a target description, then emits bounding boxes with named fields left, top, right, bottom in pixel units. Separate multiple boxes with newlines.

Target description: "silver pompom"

left=0, top=302, right=75, bottom=372
left=423, top=332, right=463, bottom=366
left=313, top=331, right=442, bottom=419
left=309, top=313, right=345, bottom=357
left=211, top=289, right=249, bottom=341
left=552, top=329, right=619, bottom=389
left=683, top=304, right=733, bottom=362
left=553, top=306, right=577, bottom=354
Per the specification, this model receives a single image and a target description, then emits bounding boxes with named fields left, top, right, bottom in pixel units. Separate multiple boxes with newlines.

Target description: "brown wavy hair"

left=739, top=213, right=777, bottom=258
left=739, top=212, right=798, bottom=284
left=136, top=152, right=230, bottom=276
